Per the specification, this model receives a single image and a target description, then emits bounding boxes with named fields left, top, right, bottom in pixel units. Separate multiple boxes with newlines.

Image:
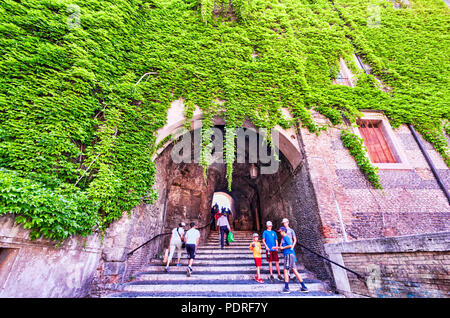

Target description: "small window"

left=333, top=72, right=352, bottom=86
left=356, top=119, right=396, bottom=163
left=332, top=58, right=354, bottom=87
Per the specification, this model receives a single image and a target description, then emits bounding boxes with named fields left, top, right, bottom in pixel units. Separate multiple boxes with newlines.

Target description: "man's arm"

left=262, top=238, right=269, bottom=250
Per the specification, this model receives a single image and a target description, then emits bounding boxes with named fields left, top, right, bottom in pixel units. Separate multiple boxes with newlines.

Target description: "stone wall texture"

left=1, top=110, right=448, bottom=297
left=324, top=232, right=450, bottom=298
left=0, top=214, right=101, bottom=297
left=300, top=111, right=450, bottom=244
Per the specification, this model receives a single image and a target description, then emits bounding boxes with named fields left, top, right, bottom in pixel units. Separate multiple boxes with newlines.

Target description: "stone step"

left=134, top=271, right=312, bottom=281
left=195, top=248, right=269, bottom=254
left=107, top=290, right=343, bottom=298
left=186, top=253, right=257, bottom=259
left=148, top=262, right=306, bottom=272
left=157, top=258, right=287, bottom=266
left=141, top=265, right=310, bottom=275
left=159, top=252, right=298, bottom=261
left=121, top=279, right=329, bottom=293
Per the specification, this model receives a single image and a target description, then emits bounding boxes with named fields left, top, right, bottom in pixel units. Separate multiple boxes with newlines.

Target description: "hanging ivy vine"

left=0, top=0, right=448, bottom=241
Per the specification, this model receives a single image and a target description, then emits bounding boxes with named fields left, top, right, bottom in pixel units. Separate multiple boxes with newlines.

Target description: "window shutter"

left=357, top=120, right=396, bottom=163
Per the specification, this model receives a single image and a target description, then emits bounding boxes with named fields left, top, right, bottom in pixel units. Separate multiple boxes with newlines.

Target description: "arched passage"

left=152, top=98, right=303, bottom=170
left=212, top=192, right=234, bottom=215
left=124, top=100, right=334, bottom=287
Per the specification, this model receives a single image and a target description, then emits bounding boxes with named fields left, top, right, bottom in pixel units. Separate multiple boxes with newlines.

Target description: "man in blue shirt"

left=262, top=221, right=283, bottom=282
left=275, top=227, right=309, bottom=294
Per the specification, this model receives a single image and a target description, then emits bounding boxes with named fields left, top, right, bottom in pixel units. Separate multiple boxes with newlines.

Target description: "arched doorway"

left=212, top=192, right=234, bottom=214
left=123, top=100, right=333, bottom=287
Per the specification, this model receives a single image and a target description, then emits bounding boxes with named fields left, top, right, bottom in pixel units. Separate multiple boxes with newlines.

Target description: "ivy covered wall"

left=0, top=0, right=448, bottom=241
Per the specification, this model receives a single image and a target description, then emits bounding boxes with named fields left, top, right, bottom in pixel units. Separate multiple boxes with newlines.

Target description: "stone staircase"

left=106, top=231, right=343, bottom=298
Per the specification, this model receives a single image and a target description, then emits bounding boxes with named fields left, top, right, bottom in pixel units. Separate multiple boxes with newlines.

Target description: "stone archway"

left=96, top=99, right=335, bottom=293
left=153, top=98, right=303, bottom=171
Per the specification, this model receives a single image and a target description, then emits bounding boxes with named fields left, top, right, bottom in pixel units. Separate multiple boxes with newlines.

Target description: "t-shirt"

left=281, top=236, right=295, bottom=256
left=217, top=215, right=230, bottom=227
left=184, top=228, right=200, bottom=245
left=262, top=230, right=278, bottom=251
left=286, top=228, right=296, bottom=245
left=170, top=227, right=184, bottom=244
left=249, top=241, right=262, bottom=258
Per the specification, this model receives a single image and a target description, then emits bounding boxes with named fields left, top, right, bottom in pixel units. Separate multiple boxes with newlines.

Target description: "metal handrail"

left=127, top=217, right=214, bottom=257
left=296, top=242, right=366, bottom=281
left=127, top=216, right=366, bottom=283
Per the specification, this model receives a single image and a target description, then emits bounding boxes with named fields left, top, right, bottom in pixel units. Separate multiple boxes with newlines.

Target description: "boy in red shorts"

left=262, top=221, right=283, bottom=282
left=249, top=233, right=264, bottom=283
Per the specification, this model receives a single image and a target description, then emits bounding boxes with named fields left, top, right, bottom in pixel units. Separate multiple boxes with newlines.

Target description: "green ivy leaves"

left=0, top=0, right=448, bottom=241
left=340, top=130, right=382, bottom=190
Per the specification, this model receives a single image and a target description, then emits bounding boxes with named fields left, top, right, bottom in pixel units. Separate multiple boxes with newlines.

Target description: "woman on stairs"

left=165, top=222, right=186, bottom=272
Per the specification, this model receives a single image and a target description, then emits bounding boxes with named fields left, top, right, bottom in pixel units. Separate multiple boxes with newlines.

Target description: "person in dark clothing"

left=210, top=203, right=219, bottom=230
left=217, top=212, right=231, bottom=249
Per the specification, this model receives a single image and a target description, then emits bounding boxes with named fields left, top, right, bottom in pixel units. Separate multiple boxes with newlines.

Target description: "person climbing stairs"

left=106, top=231, right=343, bottom=298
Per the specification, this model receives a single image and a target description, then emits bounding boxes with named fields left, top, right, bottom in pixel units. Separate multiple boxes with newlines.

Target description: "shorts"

left=266, top=250, right=279, bottom=262
left=284, top=254, right=297, bottom=271
left=254, top=257, right=262, bottom=267
left=186, top=244, right=196, bottom=259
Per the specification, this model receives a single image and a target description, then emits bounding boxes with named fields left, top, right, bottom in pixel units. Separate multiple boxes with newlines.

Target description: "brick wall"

left=343, top=250, right=449, bottom=298
left=325, top=231, right=450, bottom=298
left=257, top=150, right=335, bottom=287
left=300, top=111, right=450, bottom=243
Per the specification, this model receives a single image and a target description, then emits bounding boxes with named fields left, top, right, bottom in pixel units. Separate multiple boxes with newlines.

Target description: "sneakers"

left=277, top=274, right=284, bottom=281
left=176, top=263, right=182, bottom=267
left=254, top=275, right=264, bottom=283
left=164, top=266, right=169, bottom=272
left=281, top=288, right=291, bottom=294
left=300, top=285, right=309, bottom=293
left=186, top=266, right=192, bottom=277
left=269, top=275, right=275, bottom=282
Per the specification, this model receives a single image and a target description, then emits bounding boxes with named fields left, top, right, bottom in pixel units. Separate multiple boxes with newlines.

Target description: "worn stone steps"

left=106, top=231, right=341, bottom=298
left=135, top=271, right=310, bottom=281
left=121, top=279, right=328, bottom=293
left=108, top=290, right=343, bottom=298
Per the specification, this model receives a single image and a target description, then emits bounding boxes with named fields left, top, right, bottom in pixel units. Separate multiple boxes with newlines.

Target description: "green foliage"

left=0, top=0, right=448, bottom=240
left=340, top=130, right=382, bottom=190
left=0, top=168, right=100, bottom=241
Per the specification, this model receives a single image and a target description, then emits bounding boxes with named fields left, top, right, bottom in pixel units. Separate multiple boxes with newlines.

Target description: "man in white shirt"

left=184, top=222, right=200, bottom=277
left=217, top=212, right=231, bottom=249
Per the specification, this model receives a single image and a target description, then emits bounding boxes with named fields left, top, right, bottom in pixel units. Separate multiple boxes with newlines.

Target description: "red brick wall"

left=324, top=232, right=449, bottom=298
left=300, top=111, right=450, bottom=244
left=343, top=251, right=449, bottom=298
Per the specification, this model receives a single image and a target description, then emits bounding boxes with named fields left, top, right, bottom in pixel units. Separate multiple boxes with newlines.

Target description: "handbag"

left=177, top=228, right=186, bottom=248
left=227, top=231, right=234, bottom=243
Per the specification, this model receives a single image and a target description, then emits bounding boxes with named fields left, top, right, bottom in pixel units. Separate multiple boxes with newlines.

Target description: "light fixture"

left=249, top=163, right=258, bottom=179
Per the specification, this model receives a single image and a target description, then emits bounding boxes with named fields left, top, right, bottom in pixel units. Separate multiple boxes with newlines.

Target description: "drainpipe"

left=408, top=124, right=450, bottom=205
left=334, top=199, right=349, bottom=242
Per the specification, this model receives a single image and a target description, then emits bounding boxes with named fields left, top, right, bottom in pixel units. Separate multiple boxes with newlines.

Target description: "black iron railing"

left=127, top=218, right=214, bottom=257
left=296, top=242, right=366, bottom=281
left=127, top=217, right=366, bottom=283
